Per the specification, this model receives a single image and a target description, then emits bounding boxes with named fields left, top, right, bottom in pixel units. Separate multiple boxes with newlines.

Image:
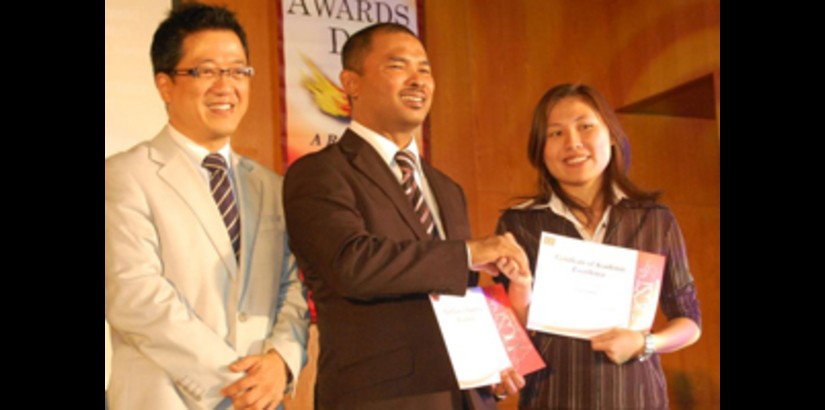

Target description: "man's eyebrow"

left=387, top=55, right=430, bottom=65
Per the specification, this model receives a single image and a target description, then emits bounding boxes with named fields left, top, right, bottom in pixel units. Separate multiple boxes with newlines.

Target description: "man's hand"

left=495, top=256, right=533, bottom=288
left=467, top=233, right=531, bottom=279
left=221, top=350, right=289, bottom=410
left=491, top=367, right=525, bottom=398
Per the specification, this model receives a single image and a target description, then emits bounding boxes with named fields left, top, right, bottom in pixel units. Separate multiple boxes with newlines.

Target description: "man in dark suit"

left=284, top=23, right=530, bottom=409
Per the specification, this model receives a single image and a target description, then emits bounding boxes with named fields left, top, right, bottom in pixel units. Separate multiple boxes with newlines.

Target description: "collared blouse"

left=496, top=196, right=701, bottom=410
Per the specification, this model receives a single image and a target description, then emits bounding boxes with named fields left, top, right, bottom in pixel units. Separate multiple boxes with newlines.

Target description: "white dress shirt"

left=167, top=123, right=237, bottom=194
left=514, top=185, right=628, bottom=243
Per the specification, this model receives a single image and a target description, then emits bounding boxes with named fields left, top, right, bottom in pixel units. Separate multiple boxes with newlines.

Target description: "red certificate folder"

left=481, top=284, right=546, bottom=377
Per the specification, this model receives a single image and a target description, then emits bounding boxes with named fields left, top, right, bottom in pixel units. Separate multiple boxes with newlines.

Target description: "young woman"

left=495, top=83, right=702, bottom=409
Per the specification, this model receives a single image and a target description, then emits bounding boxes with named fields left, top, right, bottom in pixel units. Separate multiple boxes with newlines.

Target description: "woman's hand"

left=590, top=328, right=645, bottom=365
left=497, top=256, right=533, bottom=325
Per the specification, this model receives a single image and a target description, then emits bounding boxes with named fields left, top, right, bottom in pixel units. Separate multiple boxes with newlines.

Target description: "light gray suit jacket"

left=105, top=127, right=309, bottom=409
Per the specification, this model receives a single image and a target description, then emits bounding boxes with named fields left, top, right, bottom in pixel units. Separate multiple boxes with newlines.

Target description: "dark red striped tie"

left=395, top=150, right=438, bottom=239
left=203, top=153, right=241, bottom=262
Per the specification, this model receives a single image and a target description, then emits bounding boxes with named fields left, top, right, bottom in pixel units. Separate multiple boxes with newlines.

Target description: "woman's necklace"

left=572, top=203, right=605, bottom=236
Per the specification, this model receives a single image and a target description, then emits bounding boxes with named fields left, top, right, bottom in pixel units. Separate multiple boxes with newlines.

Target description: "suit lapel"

left=421, top=163, right=456, bottom=240
left=340, top=131, right=430, bottom=240
left=150, top=132, right=239, bottom=278
left=234, top=157, right=262, bottom=280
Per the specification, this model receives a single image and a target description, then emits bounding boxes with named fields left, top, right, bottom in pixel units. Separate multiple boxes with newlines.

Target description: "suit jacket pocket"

left=337, top=347, right=414, bottom=391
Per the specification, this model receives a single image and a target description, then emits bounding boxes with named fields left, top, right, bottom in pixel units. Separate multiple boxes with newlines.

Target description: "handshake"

left=467, top=232, right=533, bottom=287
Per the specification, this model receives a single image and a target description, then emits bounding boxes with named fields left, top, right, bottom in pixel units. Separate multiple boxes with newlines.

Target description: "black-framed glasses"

left=170, top=65, right=255, bottom=81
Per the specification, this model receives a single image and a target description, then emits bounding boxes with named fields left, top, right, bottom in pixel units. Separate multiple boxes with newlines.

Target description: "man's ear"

left=340, top=69, right=359, bottom=100
left=155, top=72, right=174, bottom=104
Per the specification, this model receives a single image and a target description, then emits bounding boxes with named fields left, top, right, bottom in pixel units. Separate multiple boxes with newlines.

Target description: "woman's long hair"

left=526, top=83, right=659, bottom=222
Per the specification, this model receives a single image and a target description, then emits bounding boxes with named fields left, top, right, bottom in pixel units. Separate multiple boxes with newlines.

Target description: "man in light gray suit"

left=105, top=3, right=308, bottom=409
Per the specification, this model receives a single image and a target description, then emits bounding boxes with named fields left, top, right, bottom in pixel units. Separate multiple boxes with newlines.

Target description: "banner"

left=278, top=0, right=424, bottom=166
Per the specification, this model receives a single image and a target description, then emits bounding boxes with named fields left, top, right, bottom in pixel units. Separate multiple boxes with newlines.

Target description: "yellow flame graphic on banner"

left=301, top=54, right=350, bottom=120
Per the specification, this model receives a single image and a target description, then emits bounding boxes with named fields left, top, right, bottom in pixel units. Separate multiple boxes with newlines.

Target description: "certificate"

left=526, top=232, right=665, bottom=339
left=430, top=285, right=545, bottom=389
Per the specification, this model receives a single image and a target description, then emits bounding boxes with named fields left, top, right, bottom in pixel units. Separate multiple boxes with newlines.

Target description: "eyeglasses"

left=170, top=65, right=255, bottom=81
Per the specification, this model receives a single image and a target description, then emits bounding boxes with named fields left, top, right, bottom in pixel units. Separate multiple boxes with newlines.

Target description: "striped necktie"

left=395, top=150, right=438, bottom=239
left=202, top=153, right=241, bottom=262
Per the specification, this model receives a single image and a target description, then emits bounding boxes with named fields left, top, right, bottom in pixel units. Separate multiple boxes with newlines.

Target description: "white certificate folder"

left=430, top=285, right=546, bottom=389
left=527, top=232, right=665, bottom=339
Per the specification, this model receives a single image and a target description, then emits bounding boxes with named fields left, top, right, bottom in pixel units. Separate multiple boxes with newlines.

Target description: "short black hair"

left=341, top=22, right=417, bottom=74
left=150, top=2, right=249, bottom=75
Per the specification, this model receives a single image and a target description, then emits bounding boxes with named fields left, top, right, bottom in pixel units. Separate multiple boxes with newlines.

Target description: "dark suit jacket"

left=284, top=130, right=490, bottom=409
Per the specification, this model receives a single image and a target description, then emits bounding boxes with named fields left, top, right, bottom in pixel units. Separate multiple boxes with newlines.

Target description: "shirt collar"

left=349, top=120, right=421, bottom=169
left=547, top=185, right=626, bottom=242
left=513, top=184, right=628, bottom=211
left=166, top=123, right=233, bottom=170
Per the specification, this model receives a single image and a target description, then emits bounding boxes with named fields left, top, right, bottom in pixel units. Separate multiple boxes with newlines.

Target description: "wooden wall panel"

left=199, top=0, right=284, bottom=174
left=424, top=0, right=480, bottom=235
left=622, top=114, right=720, bottom=409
